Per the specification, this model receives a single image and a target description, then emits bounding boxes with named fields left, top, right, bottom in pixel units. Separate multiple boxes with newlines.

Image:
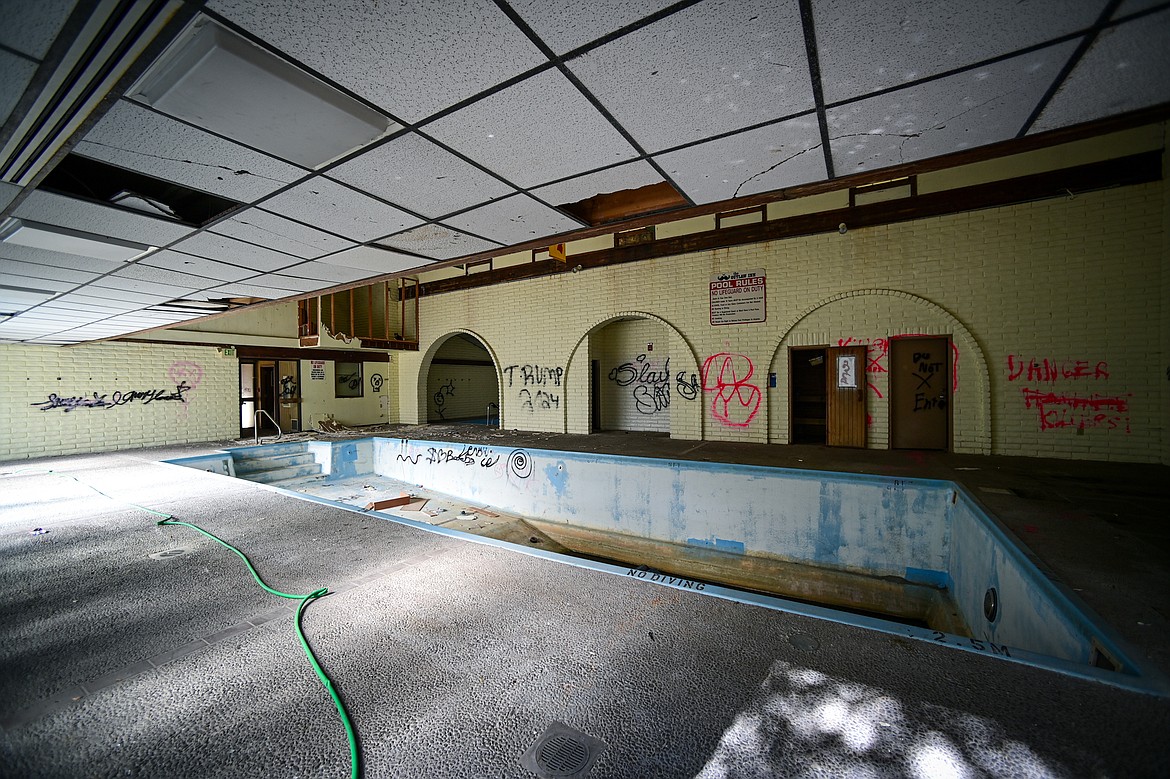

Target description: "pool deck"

left=2, top=425, right=1169, bottom=777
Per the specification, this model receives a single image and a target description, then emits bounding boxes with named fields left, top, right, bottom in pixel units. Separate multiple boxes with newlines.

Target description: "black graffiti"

left=426, top=445, right=497, bottom=468
left=675, top=371, right=699, bottom=401
left=31, top=382, right=192, bottom=412
left=634, top=384, right=670, bottom=415
left=503, top=364, right=564, bottom=387
left=280, top=375, right=298, bottom=399
left=519, top=388, right=559, bottom=412
left=608, top=354, right=669, bottom=387
left=338, top=372, right=361, bottom=390
left=370, top=373, right=384, bottom=392
left=507, top=450, right=532, bottom=479
left=396, top=453, right=422, bottom=465
left=626, top=568, right=706, bottom=591
left=433, top=379, right=455, bottom=419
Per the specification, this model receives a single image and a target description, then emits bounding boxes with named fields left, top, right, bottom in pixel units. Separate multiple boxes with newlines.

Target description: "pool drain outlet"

left=520, top=721, right=606, bottom=779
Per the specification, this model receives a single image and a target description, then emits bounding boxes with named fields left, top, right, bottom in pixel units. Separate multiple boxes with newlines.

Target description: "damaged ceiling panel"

left=1, top=0, right=1167, bottom=342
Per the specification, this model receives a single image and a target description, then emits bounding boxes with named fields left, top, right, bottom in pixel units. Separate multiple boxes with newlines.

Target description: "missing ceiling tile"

left=557, top=181, right=686, bottom=226
left=40, top=154, right=240, bottom=226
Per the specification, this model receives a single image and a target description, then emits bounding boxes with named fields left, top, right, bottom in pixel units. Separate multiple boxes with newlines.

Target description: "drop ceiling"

left=1, top=0, right=1167, bottom=344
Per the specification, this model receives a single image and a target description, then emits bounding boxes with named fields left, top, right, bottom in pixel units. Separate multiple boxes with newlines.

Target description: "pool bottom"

left=256, top=470, right=962, bottom=634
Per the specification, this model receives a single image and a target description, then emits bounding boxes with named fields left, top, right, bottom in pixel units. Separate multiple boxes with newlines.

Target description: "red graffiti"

left=836, top=335, right=960, bottom=426
left=701, top=353, right=762, bottom=427
left=1020, top=388, right=1131, bottom=432
left=1006, top=355, right=1109, bottom=383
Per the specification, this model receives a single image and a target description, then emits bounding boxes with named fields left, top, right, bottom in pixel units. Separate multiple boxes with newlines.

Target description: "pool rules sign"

left=710, top=269, right=766, bottom=325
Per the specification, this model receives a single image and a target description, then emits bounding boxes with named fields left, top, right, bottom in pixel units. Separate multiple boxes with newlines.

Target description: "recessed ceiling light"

left=128, top=16, right=399, bottom=169
left=0, top=218, right=157, bottom=262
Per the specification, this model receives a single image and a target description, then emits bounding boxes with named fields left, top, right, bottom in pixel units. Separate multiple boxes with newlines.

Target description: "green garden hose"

left=9, top=468, right=360, bottom=779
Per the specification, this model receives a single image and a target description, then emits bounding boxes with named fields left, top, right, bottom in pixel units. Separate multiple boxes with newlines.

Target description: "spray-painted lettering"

left=609, top=354, right=671, bottom=415
left=503, top=364, right=564, bottom=388
left=31, top=382, right=193, bottom=412
left=1020, top=388, right=1132, bottom=432
left=1006, top=355, right=1110, bottom=383
left=701, top=353, right=761, bottom=428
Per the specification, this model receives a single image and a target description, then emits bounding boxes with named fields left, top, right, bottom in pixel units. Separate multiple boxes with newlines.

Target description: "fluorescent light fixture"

left=0, top=218, right=157, bottom=262
left=128, top=17, right=398, bottom=169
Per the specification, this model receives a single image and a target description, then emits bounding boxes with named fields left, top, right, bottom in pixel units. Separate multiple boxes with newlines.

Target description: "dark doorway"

left=790, top=347, right=827, bottom=444
left=590, top=360, right=601, bottom=432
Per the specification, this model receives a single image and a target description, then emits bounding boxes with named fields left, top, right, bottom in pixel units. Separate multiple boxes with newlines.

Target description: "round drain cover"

left=537, top=735, right=590, bottom=776
left=983, top=587, right=999, bottom=622
left=149, top=548, right=189, bottom=560
left=789, top=633, right=820, bottom=652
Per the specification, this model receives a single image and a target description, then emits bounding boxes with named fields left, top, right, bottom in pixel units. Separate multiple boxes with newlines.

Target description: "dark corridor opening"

left=790, top=347, right=827, bottom=444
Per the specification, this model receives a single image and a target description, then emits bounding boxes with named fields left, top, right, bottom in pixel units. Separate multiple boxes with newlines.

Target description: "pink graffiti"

left=836, top=335, right=959, bottom=426
left=701, top=353, right=761, bottom=427
left=167, top=361, right=203, bottom=418
left=1021, top=388, right=1131, bottom=433
left=1006, top=355, right=1109, bottom=383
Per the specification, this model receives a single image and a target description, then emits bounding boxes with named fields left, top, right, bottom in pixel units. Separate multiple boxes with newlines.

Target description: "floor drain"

left=149, top=548, right=190, bottom=560
left=520, top=721, right=606, bottom=779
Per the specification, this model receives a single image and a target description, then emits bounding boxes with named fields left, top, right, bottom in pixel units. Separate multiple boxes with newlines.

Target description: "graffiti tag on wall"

left=504, top=364, right=563, bottom=413
left=30, top=382, right=193, bottom=412
left=609, top=354, right=672, bottom=415
left=701, top=353, right=761, bottom=427
left=837, top=335, right=961, bottom=426
left=1006, top=355, right=1130, bottom=432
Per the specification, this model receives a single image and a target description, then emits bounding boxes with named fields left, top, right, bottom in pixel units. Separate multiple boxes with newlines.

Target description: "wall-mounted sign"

left=837, top=354, right=857, bottom=389
left=310, top=360, right=326, bottom=380
left=710, top=269, right=766, bottom=325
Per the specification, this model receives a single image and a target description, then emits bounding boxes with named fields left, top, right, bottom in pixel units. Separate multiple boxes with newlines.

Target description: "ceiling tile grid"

left=0, top=53, right=38, bottom=130
left=567, top=0, right=815, bottom=154
left=0, top=241, right=125, bottom=274
left=656, top=114, right=826, bottom=204
left=260, top=177, right=424, bottom=242
left=827, top=40, right=1081, bottom=176
left=1032, top=9, right=1170, bottom=134
left=423, top=67, right=641, bottom=189
left=812, top=0, right=1108, bottom=105
left=74, top=100, right=308, bottom=204
left=329, top=132, right=516, bottom=219
left=0, top=257, right=102, bottom=284
left=207, top=0, right=548, bottom=123
left=378, top=224, right=502, bottom=261
left=209, top=207, right=357, bottom=259
left=507, top=0, right=682, bottom=54
left=279, top=260, right=384, bottom=284
left=167, top=232, right=306, bottom=273
left=317, top=245, right=435, bottom=274
left=441, top=193, right=584, bottom=246
left=140, top=250, right=258, bottom=283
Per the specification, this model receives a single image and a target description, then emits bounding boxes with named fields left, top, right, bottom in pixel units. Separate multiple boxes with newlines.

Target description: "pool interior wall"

left=169, top=437, right=1156, bottom=691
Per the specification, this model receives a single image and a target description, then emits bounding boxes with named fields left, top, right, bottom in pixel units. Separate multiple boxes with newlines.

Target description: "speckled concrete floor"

left=2, top=436, right=1169, bottom=778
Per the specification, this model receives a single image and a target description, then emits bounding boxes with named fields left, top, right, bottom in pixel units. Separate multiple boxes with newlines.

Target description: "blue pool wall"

left=183, top=437, right=1143, bottom=677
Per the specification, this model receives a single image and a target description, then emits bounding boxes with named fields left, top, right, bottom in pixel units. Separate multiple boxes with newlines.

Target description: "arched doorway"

left=421, top=332, right=502, bottom=426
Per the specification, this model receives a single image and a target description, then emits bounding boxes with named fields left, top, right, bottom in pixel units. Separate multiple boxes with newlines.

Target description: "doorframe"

left=788, top=346, right=828, bottom=445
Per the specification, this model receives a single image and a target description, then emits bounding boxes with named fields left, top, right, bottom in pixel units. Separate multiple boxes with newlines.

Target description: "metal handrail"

left=486, top=402, right=498, bottom=428
left=254, top=409, right=282, bottom=444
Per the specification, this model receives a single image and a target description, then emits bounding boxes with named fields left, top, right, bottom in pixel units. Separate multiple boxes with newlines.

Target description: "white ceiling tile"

left=813, top=0, right=1108, bottom=104
left=0, top=240, right=124, bottom=273
left=1, top=52, right=38, bottom=123
left=168, top=232, right=301, bottom=272
left=441, top=194, right=582, bottom=246
left=108, top=262, right=218, bottom=289
left=377, top=224, right=501, bottom=261
left=208, top=0, right=547, bottom=123
left=209, top=207, right=356, bottom=258
left=140, top=250, right=256, bottom=282
left=244, top=274, right=336, bottom=293
left=656, top=116, right=825, bottom=204
left=0, top=258, right=99, bottom=284
left=508, top=0, right=681, bottom=54
left=90, top=275, right=203, bottom=298
left=530, top=160, right=666, bottom=206
left=568, top=0, right=814, bottom=154
left=75, top=100, right=308, bottom=204
left=828, top=41, right=1080, bottom=177
left=317, top=245, right=433, bottom=274
left=424, top=68, right=640, bottom=189
left=0, top=274, right=75, bottom=292
left=1, top=180, right=19, bottom=212
left=14, top=190, right=196, bottom=246
left=329, top=133, right=515, bottom=219
left=52, top=291, right=160, bottom=308
left=204, top=282, right=300, bottom=299
left=280, top=261, right=380, bottom=284
left=0, top=0, right=78, bottom=59
left=1032, top=11, right=1170, bottom=134
left=1115, top=0, right=1165, bottom=17
left=261, top=177, right=424, bottom=241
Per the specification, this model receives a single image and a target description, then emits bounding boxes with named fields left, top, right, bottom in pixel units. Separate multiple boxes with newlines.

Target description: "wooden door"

left=890, top=337, right=950, bottom=450
left=827, top=346, right=867, bottom=447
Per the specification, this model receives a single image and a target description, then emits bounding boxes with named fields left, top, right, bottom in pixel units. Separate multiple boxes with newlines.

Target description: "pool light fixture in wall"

left=0, top=218, right=157, bottom=262
left=127, top=17, right=399, bottom=169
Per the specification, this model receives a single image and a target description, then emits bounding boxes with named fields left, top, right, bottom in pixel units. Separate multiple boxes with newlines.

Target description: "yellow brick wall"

left=412, top=180, right=1165, bottom=462
left=0, top=343, right=237, bottom=461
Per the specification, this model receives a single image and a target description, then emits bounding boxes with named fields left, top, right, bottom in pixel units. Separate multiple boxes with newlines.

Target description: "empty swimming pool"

left=168, top=437, right=1162, bottom=694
